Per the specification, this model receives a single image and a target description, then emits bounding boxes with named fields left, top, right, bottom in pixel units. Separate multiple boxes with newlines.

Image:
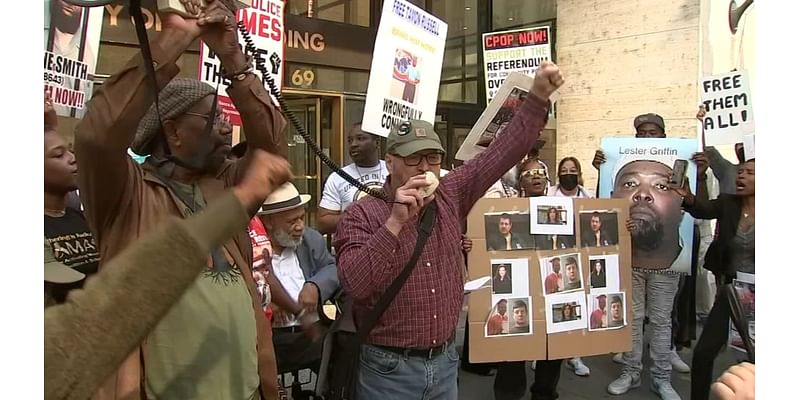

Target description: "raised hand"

left=669, top=178, right=694, bottom=205
left=696, top=104, right=706, bottom=121
left=691, top=152, right=710, bottom=176
left=531, top=61, right=564, bottom=101
left=45, top=93, right=57, bottom=130
left=233, top=149, right=292, bottom=209
left=197, top=0, right=241, bottom=62
left=592, top=149, right=606, bottom=170
left=179, top=0, right=204, bottom=16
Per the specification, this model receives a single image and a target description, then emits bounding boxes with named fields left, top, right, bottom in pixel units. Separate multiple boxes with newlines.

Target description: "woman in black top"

left=590, top=260, right=606, bottom=289
left=492, top=264, right=513, bottom=294
left=672, top=158, right=755, bottom=400
left=44, top=97, right=99, bottom=304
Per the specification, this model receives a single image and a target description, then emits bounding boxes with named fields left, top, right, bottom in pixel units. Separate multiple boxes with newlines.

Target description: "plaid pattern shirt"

left=335, top=95, right=550, bottom=349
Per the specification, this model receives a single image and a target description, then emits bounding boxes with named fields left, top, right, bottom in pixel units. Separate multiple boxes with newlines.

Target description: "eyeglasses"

left=402, top=152, right=444, bottom=166
left=521, top=168, right=547, bottom=179
left=184, top=110, right=230, bottom=127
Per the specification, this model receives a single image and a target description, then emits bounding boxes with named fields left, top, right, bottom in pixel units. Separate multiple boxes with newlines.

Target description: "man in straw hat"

left=256, top=182, right=340, bottom=373
left=335, top=62, right=563, bottom=399
left=73, top=1, right=288, bottom=398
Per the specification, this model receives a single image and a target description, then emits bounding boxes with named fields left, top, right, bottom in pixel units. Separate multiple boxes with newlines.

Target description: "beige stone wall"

left=555, top=0, right=701, bottom=190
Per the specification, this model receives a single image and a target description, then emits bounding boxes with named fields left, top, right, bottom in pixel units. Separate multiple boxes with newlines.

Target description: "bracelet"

left=221, top=55, right=254, bottom=81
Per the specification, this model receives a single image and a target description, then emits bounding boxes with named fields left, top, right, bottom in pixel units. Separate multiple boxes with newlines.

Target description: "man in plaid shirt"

left=334, top=62, right=564, bottom=399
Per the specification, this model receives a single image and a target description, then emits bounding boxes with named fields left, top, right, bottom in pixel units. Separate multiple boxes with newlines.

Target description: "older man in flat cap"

left=73, top=1, right=288, bottom=399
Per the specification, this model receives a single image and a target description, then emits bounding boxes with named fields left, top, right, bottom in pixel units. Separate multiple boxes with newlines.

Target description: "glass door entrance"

left=283, top=97, right=322, bottom=228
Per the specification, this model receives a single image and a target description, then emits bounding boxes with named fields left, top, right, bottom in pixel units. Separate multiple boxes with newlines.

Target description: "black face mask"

left=559, top=174, right=579, bottom=191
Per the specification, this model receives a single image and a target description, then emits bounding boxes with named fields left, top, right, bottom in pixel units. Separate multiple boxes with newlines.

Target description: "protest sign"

left=699, top=71, right=754, bottom=145
left=729, top=274, right=755, bottom=353
left=743, top=133, right=755, bottom=161
left=361, top=0, right=448, bottom=137
left=44, top=0, right=104, bottom=118
left=598, top=138, right=698, bottom=274
left=482, top=26, right=551, bottom=104
left=455, top=73, right=533, bottom=161
left=199, top=0, right=285, bottom=125
left=466, top=198, right=633, bottom=362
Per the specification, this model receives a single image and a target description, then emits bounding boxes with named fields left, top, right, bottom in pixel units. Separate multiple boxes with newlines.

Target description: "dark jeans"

left=672, top=224, right=700, bottom=350
left=273, top=327, right=324, bottom=374
left=690, top=291, right=730, bottom=400
left=494, top=359, right=563, bottom=400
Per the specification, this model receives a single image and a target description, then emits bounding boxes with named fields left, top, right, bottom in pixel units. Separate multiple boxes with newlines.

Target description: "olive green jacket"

left=44, top=191, right=249, bottom=400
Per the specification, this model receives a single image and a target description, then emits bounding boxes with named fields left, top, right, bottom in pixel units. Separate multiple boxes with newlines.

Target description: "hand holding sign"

left=531, top=61, right=563, bottom=101
left=197, top=0, right=242, bottom=63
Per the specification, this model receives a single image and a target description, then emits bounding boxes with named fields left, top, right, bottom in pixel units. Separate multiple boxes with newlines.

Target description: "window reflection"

left=431, top=0, right=478, bottom=103
left=287, top=0, right=370, bottom=27
left=492, top=0, right=556, bottom=30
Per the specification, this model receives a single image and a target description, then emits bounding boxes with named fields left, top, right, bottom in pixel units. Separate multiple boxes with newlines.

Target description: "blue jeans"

left=357, top=343, right=459, bottom=399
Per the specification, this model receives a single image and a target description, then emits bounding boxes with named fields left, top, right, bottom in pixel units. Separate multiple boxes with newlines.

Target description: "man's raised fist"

left=532, top=61, right=564, bottom=101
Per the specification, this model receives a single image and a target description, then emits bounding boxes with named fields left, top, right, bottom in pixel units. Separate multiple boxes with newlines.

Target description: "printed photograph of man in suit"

left=486, top=213, right=534, bottom=251
left=580, top=211, right=619, bottom=248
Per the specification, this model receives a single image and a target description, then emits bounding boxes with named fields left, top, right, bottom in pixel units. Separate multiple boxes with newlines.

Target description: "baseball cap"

left=386, top=120, right=445, bottom=157
left=44, top=239, right=85, bottom=284
left=633, top=113, right=665, bottom=132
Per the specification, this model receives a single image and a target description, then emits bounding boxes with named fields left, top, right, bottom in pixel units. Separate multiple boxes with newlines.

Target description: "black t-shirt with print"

left=44, top=207, right=100, bottom=303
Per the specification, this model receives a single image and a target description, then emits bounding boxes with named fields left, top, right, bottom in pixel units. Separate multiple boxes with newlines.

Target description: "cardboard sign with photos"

left=466, top=197, right=633, bottom=362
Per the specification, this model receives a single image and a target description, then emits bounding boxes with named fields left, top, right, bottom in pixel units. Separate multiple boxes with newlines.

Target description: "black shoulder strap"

left=357, top=202, right=438, bottom=340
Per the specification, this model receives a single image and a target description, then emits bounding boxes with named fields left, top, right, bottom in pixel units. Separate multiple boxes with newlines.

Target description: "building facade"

left=65, top=0, right=750, bottom=217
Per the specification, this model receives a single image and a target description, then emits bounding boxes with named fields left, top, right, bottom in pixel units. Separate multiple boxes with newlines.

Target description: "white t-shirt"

left=319, top=161, right=389, bottom=212
left=548, top=184, right=595, bottom=198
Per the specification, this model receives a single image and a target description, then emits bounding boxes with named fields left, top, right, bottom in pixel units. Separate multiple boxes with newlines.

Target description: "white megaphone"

left=157, top=0, right=250, bottom=18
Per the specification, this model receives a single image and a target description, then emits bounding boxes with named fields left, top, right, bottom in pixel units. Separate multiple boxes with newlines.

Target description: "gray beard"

left=273, top=229, right=303, bottom=249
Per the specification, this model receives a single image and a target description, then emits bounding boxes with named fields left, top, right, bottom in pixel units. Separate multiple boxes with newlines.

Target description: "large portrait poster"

left=482, top=26, right=551, bottom=104
left=44, top=0, right=104, bottom=118
left=598, top=138, right=698, bottom=274
left=199, top=0, right=285, bottom=125
left=361, top=0, right=448, bottom=137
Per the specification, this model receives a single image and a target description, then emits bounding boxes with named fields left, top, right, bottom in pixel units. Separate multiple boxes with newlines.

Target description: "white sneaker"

left=670, top=349, right=690, bottom=373
left=607, top=373, right=641, bottom=395
left=566, top=357, right=590, bottom=376
left=612, top=352, right=624, bottom=364
left=651, top=380, right=681, bottom=400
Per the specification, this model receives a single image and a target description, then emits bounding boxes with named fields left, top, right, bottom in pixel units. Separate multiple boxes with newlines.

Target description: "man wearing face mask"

left=257, top=183, right=340, bottom=373
left=74, top=2, right=288, bottom=398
